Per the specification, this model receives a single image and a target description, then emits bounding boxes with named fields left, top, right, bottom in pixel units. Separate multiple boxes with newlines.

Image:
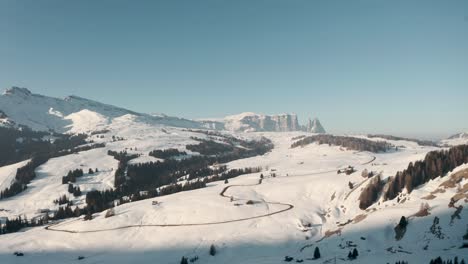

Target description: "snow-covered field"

left=0, top=125, right=466, bottom=264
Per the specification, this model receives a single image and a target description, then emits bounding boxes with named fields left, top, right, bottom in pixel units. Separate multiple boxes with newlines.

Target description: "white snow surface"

left=0, top=122, right=466, bottom=263
left=0, top=89, right=466, bottom=263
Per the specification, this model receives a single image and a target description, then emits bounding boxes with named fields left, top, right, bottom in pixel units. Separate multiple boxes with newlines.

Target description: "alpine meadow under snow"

left=0, top=87, right=467, bottom=264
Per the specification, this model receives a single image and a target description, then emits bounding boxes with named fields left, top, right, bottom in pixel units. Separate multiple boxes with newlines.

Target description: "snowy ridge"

left=0, top=87, right=203, bottom=133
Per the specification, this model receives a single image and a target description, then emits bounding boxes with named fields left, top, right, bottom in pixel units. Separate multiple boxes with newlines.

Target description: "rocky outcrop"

left=308, top=118, right=326, bottom=134
left=209, top=112, right=326, bottom=133
left=222, top=113, right=300, bottom=132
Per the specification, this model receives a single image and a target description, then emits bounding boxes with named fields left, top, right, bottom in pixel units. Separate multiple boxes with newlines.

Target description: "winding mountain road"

left=45, top=154, right=376, bottom=234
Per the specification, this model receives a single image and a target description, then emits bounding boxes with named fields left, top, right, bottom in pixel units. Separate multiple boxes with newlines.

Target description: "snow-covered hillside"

left=441, top=132, right=468, bottom=146
left=0, top=87, right=203, bottom=133
left=0, top=126, right=466, bottom=263
left=0, top=88, right=466, bottom=264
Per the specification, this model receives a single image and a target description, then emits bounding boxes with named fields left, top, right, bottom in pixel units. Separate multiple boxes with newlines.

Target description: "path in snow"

left=44, top=153, right=376, bottom=234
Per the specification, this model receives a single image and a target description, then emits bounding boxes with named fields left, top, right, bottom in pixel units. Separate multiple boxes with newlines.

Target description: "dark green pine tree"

left=209, top=244, right=216, bottom=256
left=180, top=256, right=188, bottom=264
left=313, top=246, right=321, bottom=259
left=352, top=248, right=358, bottom=258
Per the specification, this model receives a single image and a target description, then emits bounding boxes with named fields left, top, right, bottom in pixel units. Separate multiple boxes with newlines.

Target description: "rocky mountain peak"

left=309, top=118, right=326, bottom=133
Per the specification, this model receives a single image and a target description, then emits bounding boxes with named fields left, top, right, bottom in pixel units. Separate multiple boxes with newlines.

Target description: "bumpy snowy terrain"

left=0, top=88, right=466, bottom=264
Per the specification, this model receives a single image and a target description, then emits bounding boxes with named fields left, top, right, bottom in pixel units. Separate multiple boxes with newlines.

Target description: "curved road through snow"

left=45, top=154, right=376, bottom=234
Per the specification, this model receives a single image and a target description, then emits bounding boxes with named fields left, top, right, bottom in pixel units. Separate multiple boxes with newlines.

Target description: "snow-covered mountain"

left=201, top=112, right=326, bottom=133
left=441, top=132, right=468, bottom=146
left=0, top=87, right=203, bottom=133
left=0, top=87, right=327, bottom=135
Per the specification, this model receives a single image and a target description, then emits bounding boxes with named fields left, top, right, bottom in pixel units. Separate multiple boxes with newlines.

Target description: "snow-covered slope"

left=441, top=132, right=468, bottom=146
left=0, top=87, right=203, bottom=133
left=0, top=128, right=465, bottom=264
left=0, top=88, right=465, bottom=263
left=0, top=160, right=30, bottom=194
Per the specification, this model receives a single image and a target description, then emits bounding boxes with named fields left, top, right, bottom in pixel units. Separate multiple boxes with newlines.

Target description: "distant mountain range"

left=0, top=87, right=326, bottom=134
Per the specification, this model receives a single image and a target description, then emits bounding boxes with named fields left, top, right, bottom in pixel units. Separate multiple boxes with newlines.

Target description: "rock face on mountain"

left=201, top=112, right=326, bottom=133
left=219, top=112, right=300, bottom=132
left=306, top=118, right=326, bottom=133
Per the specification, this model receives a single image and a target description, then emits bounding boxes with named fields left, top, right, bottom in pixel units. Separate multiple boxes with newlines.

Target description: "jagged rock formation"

left=222, top=112, right=300, bottom=132
left=201, top=113, right=326, bottom=133
left=306, top=118, right=326, bottom=134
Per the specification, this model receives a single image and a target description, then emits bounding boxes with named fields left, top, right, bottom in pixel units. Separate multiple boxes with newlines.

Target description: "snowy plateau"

left=0, top=87, right=466, bottom=264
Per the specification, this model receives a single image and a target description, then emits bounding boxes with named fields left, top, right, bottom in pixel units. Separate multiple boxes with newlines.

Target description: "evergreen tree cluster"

left=108, top=150, right=140, bottom=188
left=358, top=175, right=383, bottom=210
left=429, top=256, right=465, bottom=264
left=291, top=134, right=393, bottom=153
left=68, top=183, right=82, bottom=196
left=385, top=145, right=468, bottom=201
left=61, top=169, right=84, bottom=184
left=0, top=127, right=103, bottom=200
left=119, top=137, right=270, bottom=192
left=347, top=248, right=359, bottom=260
left=368, top=134, right=439, bottom=147
left=53, top=194, right=71, bottom=205
left=0, top=155, right=49, bottom=199
left=149, top=148, right=187, bottom=159
left=0, top=215, right=47, bottom=234
left=187, top=138, right=234, bottom=155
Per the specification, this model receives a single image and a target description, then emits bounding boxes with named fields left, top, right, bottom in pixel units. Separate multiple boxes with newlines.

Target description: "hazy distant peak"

left=3, top=86, right=32, bottom=97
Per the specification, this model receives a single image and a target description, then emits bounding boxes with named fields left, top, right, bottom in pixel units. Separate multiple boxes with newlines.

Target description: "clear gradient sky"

left=1, top=0, right=467, bottom=138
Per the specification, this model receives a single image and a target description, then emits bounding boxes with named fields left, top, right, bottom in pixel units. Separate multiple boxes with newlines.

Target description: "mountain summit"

left=0, top=87, right=202, bottom=132
left=307, top=118, right=326, bottom=133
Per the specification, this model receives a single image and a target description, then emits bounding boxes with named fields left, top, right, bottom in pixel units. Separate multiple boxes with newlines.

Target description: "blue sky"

left=1, top=0, right=467, bottom=138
